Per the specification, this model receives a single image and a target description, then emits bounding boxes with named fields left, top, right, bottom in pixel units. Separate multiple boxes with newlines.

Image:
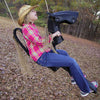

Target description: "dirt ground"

left=0, top=16, right=100, bottom=100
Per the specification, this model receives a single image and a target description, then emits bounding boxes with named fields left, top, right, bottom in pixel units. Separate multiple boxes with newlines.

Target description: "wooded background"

left=0, top=0, right=100, bottom=42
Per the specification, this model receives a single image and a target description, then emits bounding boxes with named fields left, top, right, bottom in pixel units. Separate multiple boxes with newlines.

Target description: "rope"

left=44, top=0, right=58, bottom=54
left=45, top=0, right=49, bottom=12
left=3, top=0, right=16, bottom=27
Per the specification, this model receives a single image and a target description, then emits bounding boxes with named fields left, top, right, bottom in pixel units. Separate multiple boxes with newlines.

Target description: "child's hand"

left=52, top=31, right=61, bottom=39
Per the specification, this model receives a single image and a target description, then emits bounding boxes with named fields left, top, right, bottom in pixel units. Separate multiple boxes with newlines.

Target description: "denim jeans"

left=36, top=49, right=90, bottom=93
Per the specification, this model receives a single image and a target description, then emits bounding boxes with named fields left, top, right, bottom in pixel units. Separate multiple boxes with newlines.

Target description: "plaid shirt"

left=22, top=23, right=51, bottom=62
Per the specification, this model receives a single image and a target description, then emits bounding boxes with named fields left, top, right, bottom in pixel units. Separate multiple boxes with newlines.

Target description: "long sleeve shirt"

left=22, top=23, right=51, bottom=62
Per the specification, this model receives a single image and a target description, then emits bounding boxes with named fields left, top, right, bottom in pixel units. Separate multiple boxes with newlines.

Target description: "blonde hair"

left=13, top=36, right=33, bottom=77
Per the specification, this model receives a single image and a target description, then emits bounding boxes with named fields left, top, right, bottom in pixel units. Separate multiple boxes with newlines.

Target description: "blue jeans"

left=36, top=49, right=90, bottom=93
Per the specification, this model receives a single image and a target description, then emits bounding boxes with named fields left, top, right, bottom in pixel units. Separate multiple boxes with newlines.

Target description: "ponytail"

left=13, top=36, right=33, bottom=77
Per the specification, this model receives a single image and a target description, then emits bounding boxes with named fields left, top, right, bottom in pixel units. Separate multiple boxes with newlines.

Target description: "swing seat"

left=13, top=28, right=59, bottom=72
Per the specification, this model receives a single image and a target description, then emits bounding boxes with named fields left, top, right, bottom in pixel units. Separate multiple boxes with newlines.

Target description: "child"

left=18, top=5, right=98, bottom=97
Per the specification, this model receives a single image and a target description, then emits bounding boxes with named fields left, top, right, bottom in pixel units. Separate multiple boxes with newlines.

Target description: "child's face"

left=28, top=9, right=38, bottom=22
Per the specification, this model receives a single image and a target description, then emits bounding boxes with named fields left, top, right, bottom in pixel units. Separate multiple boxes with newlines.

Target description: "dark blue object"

left=48, top=11, right=79, bottom=46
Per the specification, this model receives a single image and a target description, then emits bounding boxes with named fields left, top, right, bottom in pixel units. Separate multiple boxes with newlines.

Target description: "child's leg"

left=56, top=49, right=69, bottom=56
left=37, top=52, right=90, bottom=93
left=55, top=49, right=73, bottom=76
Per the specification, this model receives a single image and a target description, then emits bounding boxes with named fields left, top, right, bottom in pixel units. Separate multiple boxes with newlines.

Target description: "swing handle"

left=13, top=28, right=29, bottom=56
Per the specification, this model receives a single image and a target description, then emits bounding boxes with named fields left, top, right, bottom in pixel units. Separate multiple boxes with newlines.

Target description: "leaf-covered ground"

left=0, top=16, right=100, bottom=100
